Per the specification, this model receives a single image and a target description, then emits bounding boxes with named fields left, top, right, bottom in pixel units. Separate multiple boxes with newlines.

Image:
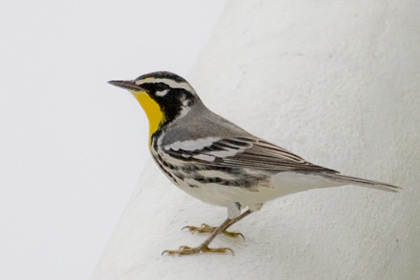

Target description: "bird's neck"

left=131, top=91, right=166, bottom=145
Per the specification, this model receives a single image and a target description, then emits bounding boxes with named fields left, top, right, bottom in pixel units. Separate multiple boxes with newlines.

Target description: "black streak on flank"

left=155, top=160, right=176, bottom=182
left=191, top=175, right=253, bottom=189
left=181, top=165, right=199, bottom=173
left=174, top=173, right=185, bottom=180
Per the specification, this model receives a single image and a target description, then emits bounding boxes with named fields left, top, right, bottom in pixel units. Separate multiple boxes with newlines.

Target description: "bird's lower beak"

left=108, top=80, right=143, bottom=91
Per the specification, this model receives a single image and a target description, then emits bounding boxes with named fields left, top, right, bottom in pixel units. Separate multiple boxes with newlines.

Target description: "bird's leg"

left=225, top=209, right=252, bottom=230
left=162, top=217, right=234, bottom=256
left=182, top=209, right=253, bottom=239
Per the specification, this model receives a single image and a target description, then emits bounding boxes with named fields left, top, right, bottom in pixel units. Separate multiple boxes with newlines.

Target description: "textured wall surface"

left=91, top=1, right=420, bottom=279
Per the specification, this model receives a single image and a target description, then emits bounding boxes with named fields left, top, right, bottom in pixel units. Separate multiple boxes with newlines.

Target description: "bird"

left=109, top=71, right=400, bottom=256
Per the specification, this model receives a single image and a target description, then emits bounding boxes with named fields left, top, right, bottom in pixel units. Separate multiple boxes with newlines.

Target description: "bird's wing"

left=163, top=136, right=338, bottom=173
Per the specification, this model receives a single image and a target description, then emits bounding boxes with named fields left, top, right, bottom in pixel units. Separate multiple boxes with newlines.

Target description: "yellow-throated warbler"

left=109, top=71, right=400, bottom=256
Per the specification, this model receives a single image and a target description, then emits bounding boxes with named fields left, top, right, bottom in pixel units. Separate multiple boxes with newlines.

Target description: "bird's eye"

left=155, top=83, right=167, bottom=91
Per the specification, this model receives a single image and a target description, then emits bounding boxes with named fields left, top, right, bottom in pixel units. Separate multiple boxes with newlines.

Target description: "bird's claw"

left=182, top=223, right=245, bottom=240
left=162, top=245, right=234, bottom=256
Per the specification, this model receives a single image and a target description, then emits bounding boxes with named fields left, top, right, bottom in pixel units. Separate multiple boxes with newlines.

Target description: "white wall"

left=92, top=0, right=420, bottom=279
left=0, top=1, right=225, bottom=280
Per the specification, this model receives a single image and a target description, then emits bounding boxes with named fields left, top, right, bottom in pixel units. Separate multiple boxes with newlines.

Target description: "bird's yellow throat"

left=131, top=91, right=165, bottom=143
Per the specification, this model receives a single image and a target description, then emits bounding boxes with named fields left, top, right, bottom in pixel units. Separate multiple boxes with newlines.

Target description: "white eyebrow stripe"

left=135, top=78, right=191, bottom=91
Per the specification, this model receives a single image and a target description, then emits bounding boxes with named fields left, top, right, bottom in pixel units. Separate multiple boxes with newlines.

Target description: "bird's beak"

left=108, top=80, right=143, bottom=91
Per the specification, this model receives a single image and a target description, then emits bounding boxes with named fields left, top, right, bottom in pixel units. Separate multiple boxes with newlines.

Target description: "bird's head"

left=109, top=71, right=200, bottom=141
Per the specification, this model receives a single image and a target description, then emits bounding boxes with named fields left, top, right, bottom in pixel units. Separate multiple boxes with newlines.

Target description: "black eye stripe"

left=155, top=82, right=170, bottom=91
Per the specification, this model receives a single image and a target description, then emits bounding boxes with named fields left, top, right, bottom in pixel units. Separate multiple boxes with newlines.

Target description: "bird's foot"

left=162, top=245, right=234, bottom=256
left=182, top=223, right=244, bottom=239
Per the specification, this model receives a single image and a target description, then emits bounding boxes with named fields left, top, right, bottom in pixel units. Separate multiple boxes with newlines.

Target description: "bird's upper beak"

left=108, top=80, right=143, bottom=91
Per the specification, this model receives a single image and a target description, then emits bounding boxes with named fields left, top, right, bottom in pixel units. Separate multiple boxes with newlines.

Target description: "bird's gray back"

left=160, top=102, right=250, bottom=146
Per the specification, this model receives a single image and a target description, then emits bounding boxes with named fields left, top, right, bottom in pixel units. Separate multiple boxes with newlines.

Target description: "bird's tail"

left=321, top=173, right=401, bottom=193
